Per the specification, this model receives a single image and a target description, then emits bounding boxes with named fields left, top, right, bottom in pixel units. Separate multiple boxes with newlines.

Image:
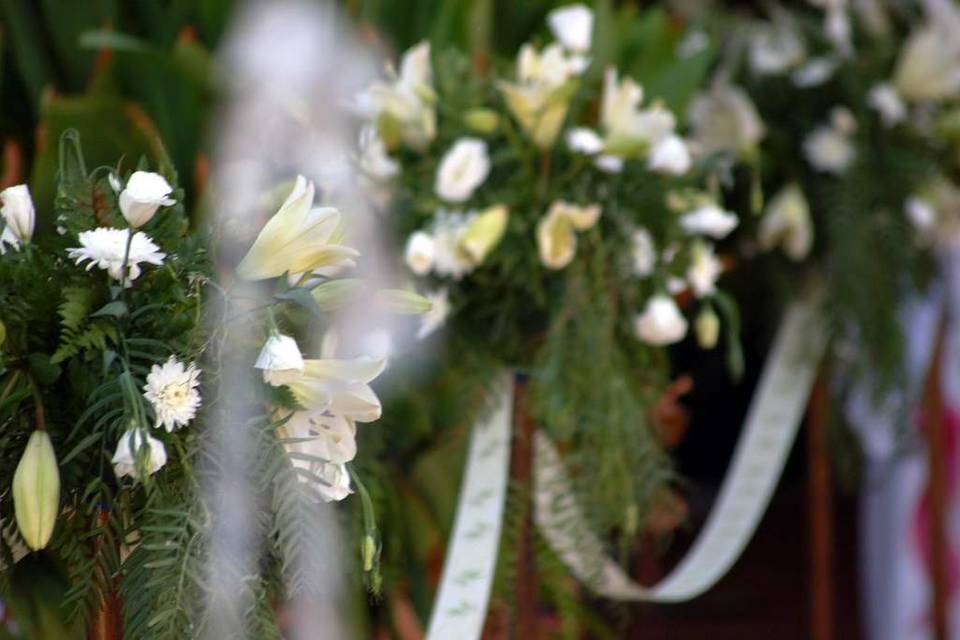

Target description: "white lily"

left=236, top=176, right=359, bottom=280
left=278, top=409, right=357, bottom=465
left=359, top=41, right=436, bottom=150
left=286, top=355, right=386, bottom=423
left=758, top=184, right=813, bottom=261
left=536, top=200, right=601, bottom=270
left=499, top=43, right=586, bottom=148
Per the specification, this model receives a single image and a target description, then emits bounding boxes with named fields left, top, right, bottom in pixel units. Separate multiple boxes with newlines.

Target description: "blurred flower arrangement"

left=690, top=0, right=960, bottom=391
left=352, top=2, right=745, bottom=599
left=0, top=130, right=423, bottom=636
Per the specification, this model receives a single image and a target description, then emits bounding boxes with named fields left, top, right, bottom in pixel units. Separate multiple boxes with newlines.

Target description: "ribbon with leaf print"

left=535, top=291, right=827, bottom=601
left=425, top=373, right=514, bottom=640
left=426, top=291, right=825, bottom=638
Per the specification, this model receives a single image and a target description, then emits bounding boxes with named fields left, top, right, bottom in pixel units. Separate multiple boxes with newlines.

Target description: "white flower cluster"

left=256, top=330, right=385, bottom=502
left=112, top=356, right=203, bottom=481
left=66, top=171, right=175, bottom=284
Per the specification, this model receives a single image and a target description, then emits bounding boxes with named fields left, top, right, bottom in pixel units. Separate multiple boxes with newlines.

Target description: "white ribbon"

left=535, top=293, right=827, bottom=601
left=425, top=373, right=513, bottom=640
left=426, top=293, right=826, bottom=637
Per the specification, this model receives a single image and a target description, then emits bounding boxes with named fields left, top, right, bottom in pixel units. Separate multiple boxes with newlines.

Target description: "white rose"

left=635, top=295, right=688, bottom=346
left=0, top=184, right=35, bottom=246
left=255, top=334, right=305, bottom=386
left=435, top=138, right=490, bottom=202
left=548, top=4, right=593, bottom=53
left=119, top=171, right=176, bottom=228
left=112, top=428, right=168, bottom=480
left=680, top=204, right=739, bottom=239
left=648, top=135, right=691, bottom=175
left=405, top=231, right=436, bottom=275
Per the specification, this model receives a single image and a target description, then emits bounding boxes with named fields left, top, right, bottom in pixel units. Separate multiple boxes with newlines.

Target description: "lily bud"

left=695, top=307, right=720, bottom=350
left=462, top=108, right=501, bottom=134
left=374, top=289, right=433, bottom=315
left=13, top=431, right=60, bottom=550
left=362, top=533, right=377, bottom=572
left=460, top=205, right=508, bottom=264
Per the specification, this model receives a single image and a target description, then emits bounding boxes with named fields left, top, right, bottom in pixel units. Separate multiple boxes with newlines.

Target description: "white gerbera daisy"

left=143, top=357, right=202, bottom=431
left=67, top=227, right=166, bottom=282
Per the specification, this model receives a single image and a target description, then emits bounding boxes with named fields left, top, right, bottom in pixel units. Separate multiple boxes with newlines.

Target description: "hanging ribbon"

left=426, top=291, right=826, bottom=636
left=425, top=373, right=514, bottom=640
left=535, top=293, right=826, bottom=601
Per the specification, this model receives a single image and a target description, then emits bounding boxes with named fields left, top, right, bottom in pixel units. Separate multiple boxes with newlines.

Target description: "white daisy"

left=67, top=227, right=166, bottom=282
left=143, top=357, right=202, bottom=431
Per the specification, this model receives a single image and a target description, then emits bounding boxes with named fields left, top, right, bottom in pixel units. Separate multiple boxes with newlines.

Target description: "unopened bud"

left=463, top=108, right=500, bottom=134
left=695, top=307, right=720, bottom=350
left=13, top=430, right=60, bottom=550
left=362, top=534, right=377, bottom=572
left=460, top=205, right=508, bottom=264
left=375, top=289, right=432, bottom=315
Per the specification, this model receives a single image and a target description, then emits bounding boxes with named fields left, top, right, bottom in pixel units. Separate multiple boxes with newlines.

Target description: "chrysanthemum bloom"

left=67, top=227, right=166, bottom=282
left=143, top=357, right=202, bottom=432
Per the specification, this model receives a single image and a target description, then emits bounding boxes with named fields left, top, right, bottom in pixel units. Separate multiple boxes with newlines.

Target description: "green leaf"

left=90, top=301, right=129, bottom=319
left=78, top=30, right=155, bottom=54
left=60, top=432, right=103, bottom=466
left=713, top=291, right=744, bottom=382
left=275, top=287, right=323, bottom=319
left=27, top=353, right=61, bottom=386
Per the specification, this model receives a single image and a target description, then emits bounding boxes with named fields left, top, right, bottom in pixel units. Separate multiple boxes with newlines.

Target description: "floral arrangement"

left=0, top=131, right=423, bottom=637
left=351, top=2, right=745, bottom=593
left=687, top=0, right=960, bottom=391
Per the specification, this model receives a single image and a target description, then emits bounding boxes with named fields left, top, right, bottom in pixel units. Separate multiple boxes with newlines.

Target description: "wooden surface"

left=806, top=376, right=834, bottom=640
left=510, top=376, right=539, bottom=640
